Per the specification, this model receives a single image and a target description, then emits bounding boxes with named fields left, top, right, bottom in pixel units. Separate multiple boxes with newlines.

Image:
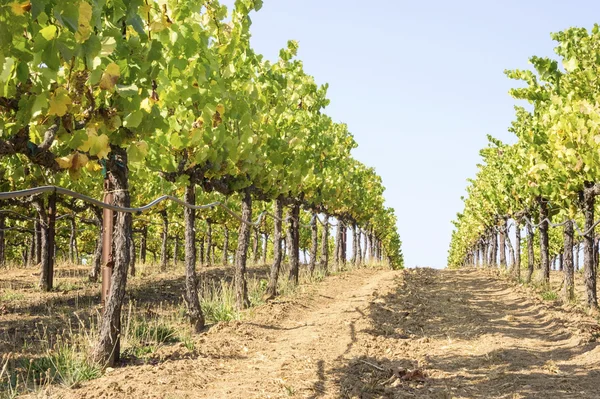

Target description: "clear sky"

left=222, top=0, right=599, bottom=268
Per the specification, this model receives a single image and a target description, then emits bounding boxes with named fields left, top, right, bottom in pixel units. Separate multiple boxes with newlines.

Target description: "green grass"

left=199, top=280, right=239, bottom=323
left=55, top=281, right=83, bottom=292
left=0, top=259, right=384, bottom=398
left=1, top=337, right=101, bottom=398
left=121, top=306, right=180, bottom=359
left=0, top=289, right=25, bottom=301
left=541, top=289, right=558, bottom=301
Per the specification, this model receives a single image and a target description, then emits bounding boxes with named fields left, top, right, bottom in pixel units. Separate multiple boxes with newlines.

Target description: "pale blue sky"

left=223, top=0, right=599, bottom=268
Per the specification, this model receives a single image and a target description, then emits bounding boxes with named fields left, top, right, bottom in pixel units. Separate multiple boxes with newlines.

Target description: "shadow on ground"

left=324, top=268, right=600, bottom=399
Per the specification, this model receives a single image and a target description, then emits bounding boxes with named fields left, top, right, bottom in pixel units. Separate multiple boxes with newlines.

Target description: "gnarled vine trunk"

left=262, top=233, right=268, bottom=264
left=35, top=216, right=42, bottom=265
left=356, top=228, right=362, bottom=266
left=489, top=229, right=497, bottom=267
left=538, top=198, right=550, bottom=286
left=266, top=198, right=283, bottom=299
left=206, top=220, right=212, bottom=266
left=234, top=189, right=252, bottom=309
left=69, top=216, right=77, bottom=264
left=94, top=147, right=132, bottom=366
left=139, top=226, right=147, bottom=265
left=350, top=223, right=357, bottom=265
left=129, top=231, right=136, bottom=277
left=309, top=211, right=318, bottom=274
left=0, top=214, right=5, bottom=266
left=499, top=218, right=507, bottom=269
left=287, top=203, right=300, bottom=285
left=222, top=226, right=229, bottom=266
left=252, top=227, right=259, bottom=265
left=341, top=224, right=347, bottom=264
left=526, top=222, right=534, bottom=283
left=89, top=212, right=103, bottom=282
left=33, top=195, right=55, bottom=292
left=514, top=220, right=521, bottom=280
left=160, top=210, right=168, bottom=272
left=183, top=179, right=205, bottom=332
left=483, top=233, right=489, bottom=267
left=199, top=234, right=205, bottom=266
left=334, top=223, right=343, bottom=269
left=362, top=230, right=368, bottom=263
left=320, top=215, right=329, bottom=271
left=582, top=185, right=598, bottom=308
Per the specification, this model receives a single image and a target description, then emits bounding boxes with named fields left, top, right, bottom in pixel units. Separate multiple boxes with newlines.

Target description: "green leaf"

left=0, top=57, right=14, bottom=82
left=563, top=58, right=578, bottom=72
left=100, top=37, right=117, bottom=56
left=32, top=0, right=50, bottom=19
left=82, top=35, right=101, bottom=59
left=116, top=84, right=139, bottom=97
left=54, top=2, right=80, bottom=33
left=123, top=110, right=143, bottom=128
left=170, top=133, right=183, bottom=149
left=16, top=62, right=28, bottom=83
left=31, top=93, right=49, bottom=118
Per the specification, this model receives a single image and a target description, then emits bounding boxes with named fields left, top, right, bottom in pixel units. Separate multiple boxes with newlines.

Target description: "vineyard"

left=0, top=0, right=404, bottom=397
left=449, top=25, right=600, bottom=307
left=8, top=1, right=600, bottom=399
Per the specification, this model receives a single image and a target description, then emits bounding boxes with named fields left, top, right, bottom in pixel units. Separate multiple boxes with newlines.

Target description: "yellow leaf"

left=57, top=154, right=74, bottom=169
left=86, top=162, right=103, bottom=172
left=40, top=25, right=57, bottom=41
left=75, top=1, right=93, bottom=43
left=216, top=104, right=225, bottom=115
left=150, top=20, right=168, bottom=32
left=139, top=4, right=152, bottom=16
left=99, top=62, right=120, bottom=90
left=149, top=14, right=172, bottom=33
left=93, top=134, right=111, bottom=159
left=48, top=88, right=72, bottom=117
left=9, top=1, right=29, bottom=16
left=71, top=152, right=89, bottom=169
left=57, top=152, right=89, bottom=171
left=140, top=97, right=153, bottom=113
left=79, top=129, right=111, bottom=159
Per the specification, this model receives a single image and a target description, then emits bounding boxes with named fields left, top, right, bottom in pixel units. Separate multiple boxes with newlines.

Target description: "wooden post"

left=46, top=191, right=56, bottom=290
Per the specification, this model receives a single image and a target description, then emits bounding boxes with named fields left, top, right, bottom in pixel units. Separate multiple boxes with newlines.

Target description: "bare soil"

left=37, top=267, right=600, bottom=399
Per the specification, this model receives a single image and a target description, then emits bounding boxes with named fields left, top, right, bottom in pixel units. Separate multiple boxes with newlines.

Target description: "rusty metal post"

left=101, top=179, right=114, bottom=309
left=46, top=190, right=56, bottom=290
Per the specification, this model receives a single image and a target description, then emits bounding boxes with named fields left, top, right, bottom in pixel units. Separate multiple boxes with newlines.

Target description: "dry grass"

left=0, top=259, right=389, bottom=397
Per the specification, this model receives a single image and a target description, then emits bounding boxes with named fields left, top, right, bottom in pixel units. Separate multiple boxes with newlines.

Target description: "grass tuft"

left=540, top=289, right=558, bottom=301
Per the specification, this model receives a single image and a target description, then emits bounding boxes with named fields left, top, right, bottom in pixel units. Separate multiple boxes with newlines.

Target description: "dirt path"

left=55, top=268, right=600, bottom=399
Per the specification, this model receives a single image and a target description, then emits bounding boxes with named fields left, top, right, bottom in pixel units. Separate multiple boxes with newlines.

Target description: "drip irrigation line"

left=0, top=186, right=368, bottom=235
left=0, top=186, right=292, bottom=230
left=484, top=216, right=600, bottom=247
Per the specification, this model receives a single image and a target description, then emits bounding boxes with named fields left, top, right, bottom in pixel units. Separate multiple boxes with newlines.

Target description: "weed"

left=55, top=281, right=83, bottom=292
left=541, top=290, right=558, bottom=301
left=1, top=337, right=101, bottom=398
left=0, top=289, right=25, bottom=301
left=200, top=280, right=239, bottom=323
left=249, top=278, right=268, bottom=306
left=122, top=311, right=179, bottom=359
